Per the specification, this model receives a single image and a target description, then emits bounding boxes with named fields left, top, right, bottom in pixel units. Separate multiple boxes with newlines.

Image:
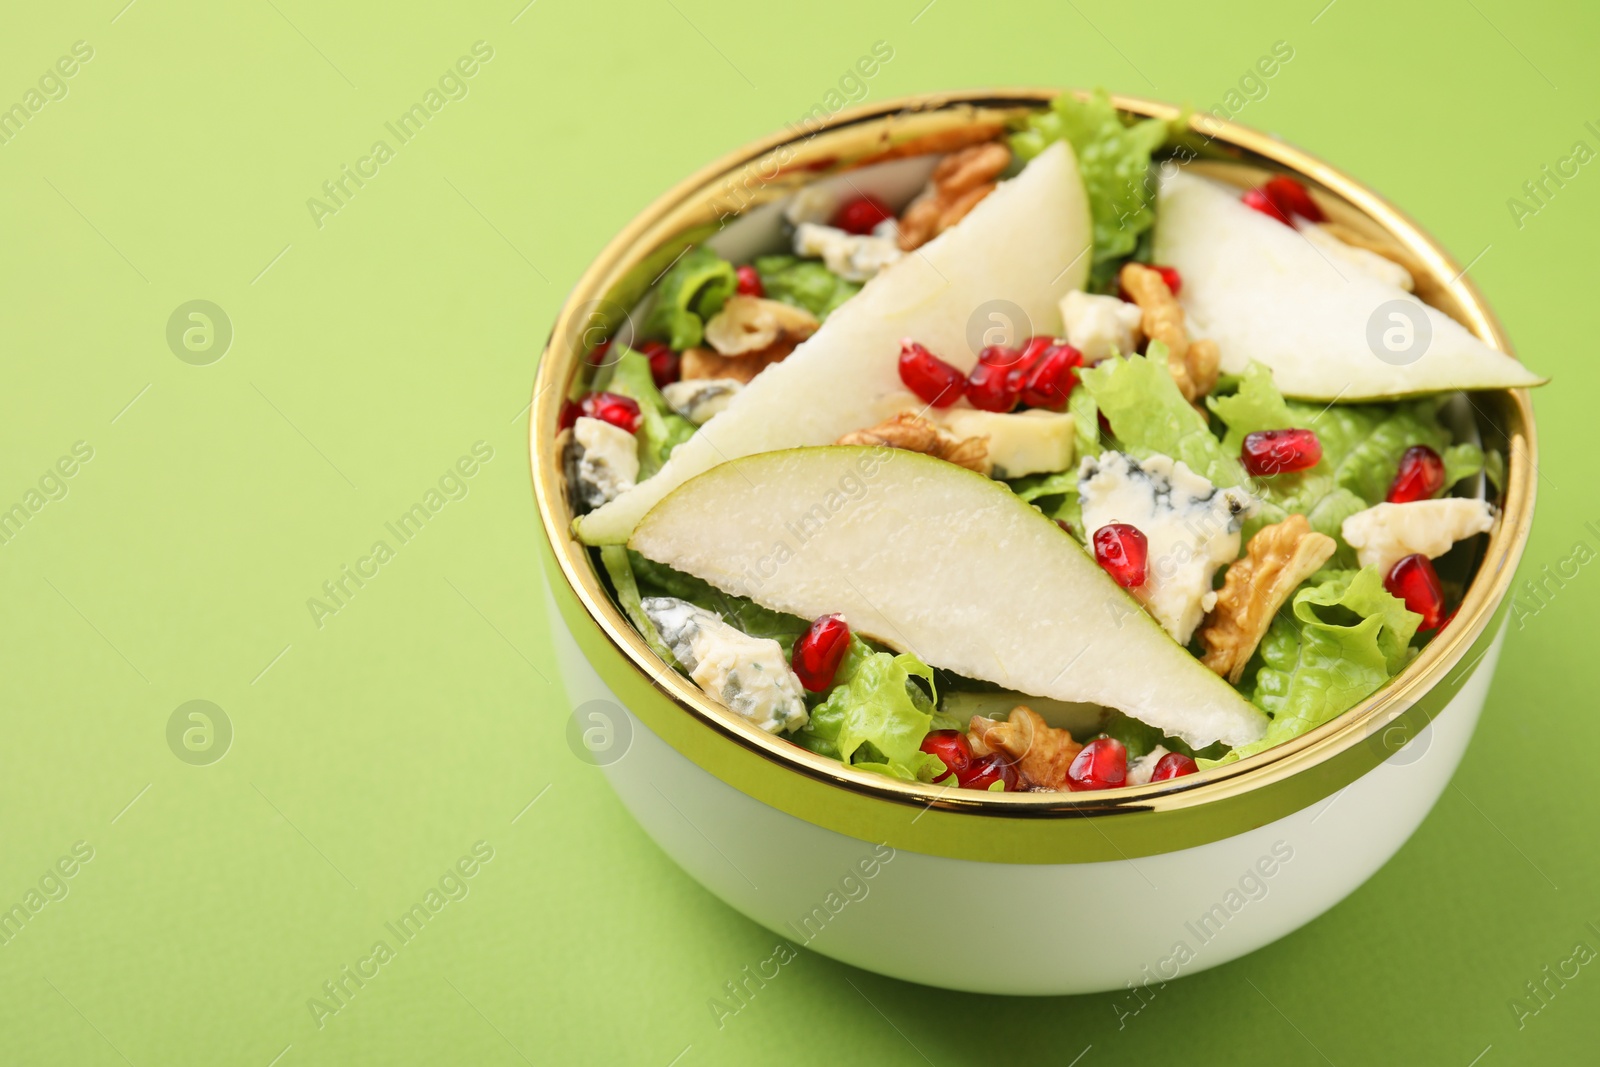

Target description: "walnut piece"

left=835, top=412, right=989, bottom=474
left=1199, top=514, right=1337, bottom=684
left=857, top=122, right=1008, bottom=165
left=967, top=706, right=1083, bottom=792
left=681, top=337, right=798, bottom=384
left=897, top=141, right=1012, bottom=251
left=1119, top=262, right=1221, bottom=403
left=702, top=295, right=819, bottom=357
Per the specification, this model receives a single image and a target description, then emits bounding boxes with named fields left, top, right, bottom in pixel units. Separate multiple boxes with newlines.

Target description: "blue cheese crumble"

left=1078, top=451, right=1256, bottom=644
left=642, top=597, right=808, bottom=734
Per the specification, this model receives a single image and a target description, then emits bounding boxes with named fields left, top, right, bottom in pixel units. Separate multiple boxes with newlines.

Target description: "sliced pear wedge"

left=629, top=446, right=1268, bottom=749
left=1153, top=170, right=1546, bottom=401
left=575, top=139, right=1093, bottom=545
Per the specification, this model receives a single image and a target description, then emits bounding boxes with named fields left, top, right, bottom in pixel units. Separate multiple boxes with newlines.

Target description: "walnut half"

left=1199, top=514, right=1337, bottom=684
left=897, top=141, right=1012, bottom=252
left=1119, top=262, right=1220, bottom=403
left=967, top=706, right=1082, bottom=792
left=836, top=412, right=989, bottom=474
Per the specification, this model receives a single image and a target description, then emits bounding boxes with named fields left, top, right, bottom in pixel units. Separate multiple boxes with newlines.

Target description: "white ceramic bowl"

left=532, top=91, right=1537, bottom=995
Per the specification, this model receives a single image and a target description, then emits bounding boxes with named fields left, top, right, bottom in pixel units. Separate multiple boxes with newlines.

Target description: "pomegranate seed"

left=1241, top=428, right=1322, bottom=476
left=1019, top=342, right=1082, bottom=409
left=584, top=339, right=614, bottom=366
left=919, top=730, right=972, bottom=783
left=638, top=340, right=680, bottom=389
left=1093, top=524, right=1147, bottom=588
left=832, top=194, right=894, bottom=235
left=557, top=400, right=581, bottom=433
left=735, top=264, right=765, bottom=297
left=579, top=391, right=641, bottom=434
left=791, top=614, right=851, bottom=692
left=1263, top=176, right=1325, bottom=222
left=897, top=339, right=965, bottom=407
left=1386, top=553, right=1446, bottom=631
left=1386, top=445, right=1446, bottom=503
left=1067, top=737, right=1128, bottom=791
left=959, top=753, right=1018, bottom=791
left=1241, top=187, right=1293, bottom=225
left=965, top=346, right=1022, bottom=412
left=1150, top=752, right=1199, bottom=782
left=1056, top=519, right=1075, bottom=537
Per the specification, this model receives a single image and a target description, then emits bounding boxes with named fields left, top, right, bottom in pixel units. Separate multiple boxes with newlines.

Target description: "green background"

left=0, top=0, right=1592, bottom=1063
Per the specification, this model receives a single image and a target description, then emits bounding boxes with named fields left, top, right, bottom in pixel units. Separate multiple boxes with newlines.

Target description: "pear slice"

left=574, top=139, right=1093, bottom=545
left=1153, top=170, right=1546, bottom=401
left=629, top=446, right=1268, bottom=749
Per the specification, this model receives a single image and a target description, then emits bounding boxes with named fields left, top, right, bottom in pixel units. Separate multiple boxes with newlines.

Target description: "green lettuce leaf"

left=604, top=347, right=697, bottom=479
left=795, top=638, right=944, bottom=782
left=1069, top=383, right=1102, bottom=461
left=1006, top=469, right=1082, bottom=533
left=643, top=246, right=737, bottom=350
left=1081, top=348, right=1246, bottom=487
left=753, top=255, right=860, bottom=319
left=1222, top=567, right=1421, bottom=762
left=1206, top=363, right=1487, bottom=551
left=598, top=546, right=679, bottom=666
left=1010, top=88, right=1171, bottom=271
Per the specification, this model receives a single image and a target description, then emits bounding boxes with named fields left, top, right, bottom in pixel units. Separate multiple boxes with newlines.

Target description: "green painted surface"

left=0, top=1, right=1592, bottom=1063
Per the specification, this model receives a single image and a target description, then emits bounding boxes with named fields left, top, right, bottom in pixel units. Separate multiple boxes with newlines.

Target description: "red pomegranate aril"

left=735, top=264, right=765, bottom=297
left=579, top=391, right=641, bottom=433
left=1263, top=175, right=1325, bottom=222
left=1019, top=343, right=1083, bottom=409
left=1386, top=444, right=1446, bottom=503
left=1241, top=428, right=1322, bottom=476
left=557, top=400, right=582, bottom=433
left=1150, top=752, right=1199, bottom=782
left=919, top=730, right=973, bottom=784
left=965, top=349, right=1021, bottom=412
left=898, top=339, right=965, bottom=407
left=638, top=339, right=680, bottom=389
left=1067, top=737, right=1128, bottom=791
left=832, top=194, right=894, bottom=235
left=1241, top=186, right=1293, bottom=225
left=791, top=614, right=851, bottom=692
left=584, top=339, right=614, bottom=367
left=1386, top=553, right=1446, bottom=631
left=1093, top=524, right=1148, bottom=588
left=959, top=753, right=1018, bottom=792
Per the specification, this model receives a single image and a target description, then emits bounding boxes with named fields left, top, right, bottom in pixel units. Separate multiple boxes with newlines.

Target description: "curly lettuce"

left=1207, top=362, right=1486, bottom=550
left=1221, top=567, right=1421, bottom=762
left=753, top=255, right=860, bottom=319
left=603, top=347, right=696, bottom=479
left=1011, top=88, right=1171, bottom=282
left=643, top=246, right=737, bottom=350
left=1080, top=347, right=1246, bottom=488
left=795, top=638, right=945, bottom=783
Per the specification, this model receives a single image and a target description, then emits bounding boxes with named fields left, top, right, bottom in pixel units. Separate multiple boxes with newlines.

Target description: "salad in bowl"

left=553, top=90, right=1544, bottom=797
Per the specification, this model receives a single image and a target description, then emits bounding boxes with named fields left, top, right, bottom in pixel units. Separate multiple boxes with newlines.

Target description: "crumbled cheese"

left=1060, top=290, right=1143, bottom=364
left=703, top=294, right=818, bottom=356
left=562, top=416, right=639, bottom=512
left=641, top=597, right=809, bottom=734
left=935, top=407, right=1075, bottom=479
left=1341, top=499, right=1496, bottom=574
left=662, top=378, right=743, bottom=425
left=784, top=184, right=838, bottom=227
left=1298, top=222, right=1415, bottom=291
left=793, top=222, right=902, bottom=282
left=1126, top=745, right=1171, bottom=787
left=1078, top=451, right=1257, bottom=644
